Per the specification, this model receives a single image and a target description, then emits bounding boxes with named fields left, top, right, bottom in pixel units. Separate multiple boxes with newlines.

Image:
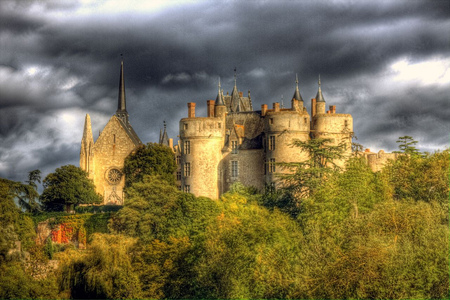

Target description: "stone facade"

left=179, top=77, right=355, bottom=199
left=80, top=61, right=142, bottom=204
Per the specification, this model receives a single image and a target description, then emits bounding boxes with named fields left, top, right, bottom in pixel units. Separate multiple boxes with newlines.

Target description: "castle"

left=80, top=61, right=396, bottom=203
left=176, top=74, right=354, bottom=199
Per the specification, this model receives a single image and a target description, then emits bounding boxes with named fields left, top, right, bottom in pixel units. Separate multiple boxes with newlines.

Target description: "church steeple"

left=315, top=75, right=325, bottom=103
left=116, top=56, right=129, bottom=124
left=293, top=74, right=304, bottom=102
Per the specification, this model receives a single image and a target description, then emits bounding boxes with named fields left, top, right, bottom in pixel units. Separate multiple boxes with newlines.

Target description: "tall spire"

left=292, top=73, right=304, bottom=102
left=116, top=55, right=129, bottom=123
left=215, top=77, right=225, bottom=106
left=315, top=74, right=325, bottom=102
left=231, top=67, right=240, bottom=112
left=82, top=114, right=94, bottom=143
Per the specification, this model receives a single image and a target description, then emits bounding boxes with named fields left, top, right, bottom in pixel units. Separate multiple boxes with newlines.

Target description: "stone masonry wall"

left=93, top=116, right=137, bottom=205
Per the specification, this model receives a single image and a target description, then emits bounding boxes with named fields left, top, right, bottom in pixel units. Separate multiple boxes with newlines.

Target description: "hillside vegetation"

left=0, top=141, right=448, bottom=299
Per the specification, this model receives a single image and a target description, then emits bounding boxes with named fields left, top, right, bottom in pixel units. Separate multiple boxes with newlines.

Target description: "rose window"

left=107, top=168, right=122, bottom=185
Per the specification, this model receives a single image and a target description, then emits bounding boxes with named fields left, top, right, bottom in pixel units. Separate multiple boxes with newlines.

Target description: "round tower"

left=264, top=100, right=310, bottom=187
left=312, top=77, right=354, bottom=168
left=180, top=102, right=225, bottom=199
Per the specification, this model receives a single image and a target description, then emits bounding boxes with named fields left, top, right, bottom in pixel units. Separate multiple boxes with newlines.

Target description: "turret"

left=215, top=77, right=227, bottom=118
left=80, top=114, right=94, bottom=177
left=159, top=121, right=170, bottom=146
left=315, top=75, right=326, bottom=115
left=180, top=100, right=225, bottom=199
left=291, top=74, right=304, bottom=112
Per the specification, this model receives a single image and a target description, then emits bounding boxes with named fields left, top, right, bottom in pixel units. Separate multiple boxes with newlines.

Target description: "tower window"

left=176, top=155, right=181, bottom=164
left=184, top=185, right=190, bottom=193
left=184, top=162, right=191, bottom=177
left=176, top=171, right=181, bottom=181
left=269, top=158, right=276, bottom=173
left=269, top=136, right=275, bottom=151
left=345, top=120, right=348, bottom=127
left=232, top=141, right=238, bottom=154
left=113, top=134, right=116, bottom=144
left=304, top=118, right=307, bottom=124
left=269, top=118, right=274, bottom=125
left=184, top=140, right=191, bottom=154
left=184, top=123, right=188, bottom=130
left=231, top=161, right=238, bottom=178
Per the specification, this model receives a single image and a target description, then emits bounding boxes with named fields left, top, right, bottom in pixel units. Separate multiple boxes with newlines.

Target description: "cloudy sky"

left=0, top=0, right=449, bottom=184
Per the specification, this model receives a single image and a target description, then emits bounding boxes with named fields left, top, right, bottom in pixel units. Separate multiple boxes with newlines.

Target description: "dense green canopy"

left=40, top=165, right=102, bottom=212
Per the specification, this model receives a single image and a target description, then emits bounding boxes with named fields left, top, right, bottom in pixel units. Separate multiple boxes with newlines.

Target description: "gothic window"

left=232, top=140, right=238, bottom=154
left=269, top=135, right=275, bottom=151
left=106, top=168, right=122, bottom=185
left=184, top=140, right=190, bottom=154
left=184, top=162, right=191, bottom=177
left=113, top=134, right=116, bottom=144
left=176, top=171, right=181, bottom=181
left=184, top=185, right=190, bottom=193
left=269, top=158, right=276, bottom=173
left=269, top=118, right=274, bottom=125
left=176, top=155, right=181, bottom=164
left=231, top=161, right=238, bottom=178
left=344, top=120, right=348, bottom=127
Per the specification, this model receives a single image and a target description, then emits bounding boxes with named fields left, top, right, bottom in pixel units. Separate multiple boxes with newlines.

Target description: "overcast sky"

left=0, top=0, right=449, bottom=184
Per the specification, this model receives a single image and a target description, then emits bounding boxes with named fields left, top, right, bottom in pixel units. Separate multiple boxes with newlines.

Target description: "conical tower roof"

left=159, top=121, right=169, bottom=146
left=315, top=75, right=325, bottom=102
left=292, top=74, right=304, bottom=102
left=215, top=77, right=225, bottom=106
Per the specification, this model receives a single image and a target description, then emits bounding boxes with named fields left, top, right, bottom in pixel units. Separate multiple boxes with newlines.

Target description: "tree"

left=123, top=143, right=176, bottom=187
left=40, top=165, right=102, bottom=212
left=278, top=138, right=346, bottom=199
left=394, top=136, right=420, bottom=156
left=58, top=234, right=142, bottom=299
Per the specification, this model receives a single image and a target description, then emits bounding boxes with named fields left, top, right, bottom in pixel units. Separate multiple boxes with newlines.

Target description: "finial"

left=218, top=76, right=221, bottom=90
left=296, top=73, right=299, bottom=85
left=281, top=95, right=284, bottom=109
left=234, top=67, right=237, bottom=87
left=318, top=74, right=321, bottom=87
left=163, top=120, right=166, bottom=129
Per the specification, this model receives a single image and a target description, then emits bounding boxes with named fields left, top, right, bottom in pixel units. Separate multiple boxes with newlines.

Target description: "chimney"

left=273, top=102, right=280, bottom=112
left=329, top=105, right=336, bottom=114
left=188, top=102, right=196, bottom=118
left=207, top=100, right=215, bottom=117
left=311, top=98, right=316, bottom=117
left=261, top=104, right=268, bottom=116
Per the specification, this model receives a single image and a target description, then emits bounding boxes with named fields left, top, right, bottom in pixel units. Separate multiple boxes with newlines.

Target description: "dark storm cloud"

left=0, top=0, right=449, bottom=183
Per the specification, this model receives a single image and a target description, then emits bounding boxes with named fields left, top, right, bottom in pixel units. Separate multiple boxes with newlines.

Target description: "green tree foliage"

left=394, top=135, right=420, bottom=156
left=58, top=233, right=142, bottom=299
left=191, top=188, right=306, bottom=299
left=40, top=165, right=102, bottom=212
left=110, top=175, right=219, bottom=243
left=279, top=137, right=346, bottom=199
left=383, top=149, right=449, bottom=205
left=1, top=171, right=41, bottom=213
left=123, top=142, right=176, bottom=187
